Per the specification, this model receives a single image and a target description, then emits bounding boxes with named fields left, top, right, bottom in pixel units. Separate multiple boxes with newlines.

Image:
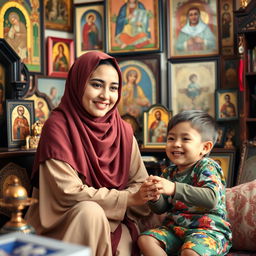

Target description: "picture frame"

left=116, top=54, right=161, bottom=125
left=209, top=148, right=236, bottom=187
left=236, top=141, right=256, bottom=185
left=6, top=100, right=34, bottom=148
left=167, top=0, right=219, bottom=58
left=45, top=0, right=72, bottom=32
left=106, top=0, right=162, bottom=54
left=121, top=113, right=141, bottom=141
left=143, top=104, right=171, bottom=149
left=220, top=0, right=235, bottom=56
left=47, top=37, right=74, bottom=78
left=221, top=56, right=239, bottom=89
left=0, top=0, right=44, bottom=73
left=168, top=58, right=218, bottom=117
left=74, top=2, right=104, bottom=57
left=215, top=125, right=226, bottom=148
left=25, top=75, right=65, bottom=123
left=215, top=89, right=238, bottom=121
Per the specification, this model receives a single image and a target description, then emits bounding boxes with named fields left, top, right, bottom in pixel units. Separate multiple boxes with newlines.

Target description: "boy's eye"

left=167, top=136, right=174, bottom=141
left=183, top=137, right=191, bottom=141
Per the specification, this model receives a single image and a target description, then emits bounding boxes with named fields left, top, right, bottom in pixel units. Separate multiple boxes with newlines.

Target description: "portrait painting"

left=237, top=141, right=256, bottom=185
left=216, top=89, right=238, bottom=121
left=74, top=3, right=104, bottom=57
left=0, top=0, right=44, bottom=73
left=45, top=0, right=72, bottom=32
left=222, top=57, right=239, bottom=88
left=220, top=0, right=234, bottom=56
left=169, top=59, right=217, bottom=117
left=168, top=0, right=219, bottom=58
left=47, top=37, right=74, bottom=78
left=117, top=55, right=161, bottom=124
left=36, top=76, right=66, bottom=110
left=106, top=0, right=162, bottom=54
left=209, top=150, right=235, bottom=187
left=143, top=104, right=171, bottom=149
left=215, top=126, right=226, bottom=148
left=25, top=94, right=51, bottom=124
left=6, top=100, right=34, bottom=148
left=121, top=114, right=141, bottom=139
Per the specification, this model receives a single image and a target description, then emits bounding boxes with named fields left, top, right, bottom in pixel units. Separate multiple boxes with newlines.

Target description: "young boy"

left=138, top=110, right=232, bottom=256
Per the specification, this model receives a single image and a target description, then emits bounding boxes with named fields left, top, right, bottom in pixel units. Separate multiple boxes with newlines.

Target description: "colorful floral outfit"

left=141, top=157, right=232, bottom=255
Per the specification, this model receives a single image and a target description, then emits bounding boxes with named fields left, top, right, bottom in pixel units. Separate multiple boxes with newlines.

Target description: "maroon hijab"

left=32, top=51, right=133, bottom=189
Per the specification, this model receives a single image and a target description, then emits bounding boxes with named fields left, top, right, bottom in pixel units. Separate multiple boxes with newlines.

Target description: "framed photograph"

left=116, top=54, right=161, bottom=124
left=106, top=0, right=162, bottom=54
left=47, top=37, right=74, bottom=78
left=168, top=58, right=218, bottom=117
left=215, top=125, right=226, bottom=148
left=6, top=100, right=34, bottom=148
left=74, top=2, right=104, bottom=57
left=1, top=0, right=44, bottom=73
left=221, top=57, right=239, bottom=88
left=45, top=0, right=72, bottom=32
left=209, top=149, right=236, bottom=187
left=220, top=0, right=235, bottom=56
left=215, top=89, right=238, bottom=121
left=143, top=104, right=171, bottom=149
left=167, top=0, right=219, bottom=58
left=236, top=141, right=256, bottom=185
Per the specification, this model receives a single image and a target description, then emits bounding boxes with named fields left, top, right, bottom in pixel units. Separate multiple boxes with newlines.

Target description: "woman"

left=25, top=51, right=151, bottom=256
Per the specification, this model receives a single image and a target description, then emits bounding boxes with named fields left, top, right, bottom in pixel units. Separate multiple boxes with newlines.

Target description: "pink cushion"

left=226, top=179, right=256, bottom=251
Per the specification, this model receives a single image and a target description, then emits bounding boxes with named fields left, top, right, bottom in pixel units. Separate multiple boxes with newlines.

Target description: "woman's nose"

left=99, top=89, right=109, bottom=99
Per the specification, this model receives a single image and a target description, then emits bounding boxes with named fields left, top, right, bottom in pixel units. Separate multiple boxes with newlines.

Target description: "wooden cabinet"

left=234, top=1, right=256, bottom=143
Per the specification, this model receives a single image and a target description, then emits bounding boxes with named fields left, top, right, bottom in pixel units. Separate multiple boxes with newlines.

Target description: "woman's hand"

left=127, top=178, right=159, bottom=206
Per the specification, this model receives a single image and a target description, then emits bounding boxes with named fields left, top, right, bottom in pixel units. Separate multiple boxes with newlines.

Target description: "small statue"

left=25, top=121, right=43, bottom=149
left=224, top=128, right=235, bottom=149
left=240, top=0, right=248, bottom=8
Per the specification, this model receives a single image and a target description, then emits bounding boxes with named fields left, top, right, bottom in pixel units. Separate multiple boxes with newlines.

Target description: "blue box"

left=0, top=232, right=91, bottom=256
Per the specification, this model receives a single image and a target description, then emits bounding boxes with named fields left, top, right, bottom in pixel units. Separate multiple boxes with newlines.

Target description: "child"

left=138, top=110, right=232, bottom=256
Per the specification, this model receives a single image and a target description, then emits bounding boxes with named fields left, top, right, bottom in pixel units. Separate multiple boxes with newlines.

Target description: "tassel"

left=238, top=58, right=244, bottom=91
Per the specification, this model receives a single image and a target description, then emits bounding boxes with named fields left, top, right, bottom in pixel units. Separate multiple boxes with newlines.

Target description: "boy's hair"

left=167, top=110, right=218, bottom=146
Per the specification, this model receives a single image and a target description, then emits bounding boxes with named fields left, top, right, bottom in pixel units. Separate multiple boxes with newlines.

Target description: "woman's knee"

left=70, top=201, right=107, bottom=222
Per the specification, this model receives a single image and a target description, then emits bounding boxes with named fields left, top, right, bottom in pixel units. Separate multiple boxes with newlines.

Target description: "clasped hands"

left=140, top=175, right=176, bottom=202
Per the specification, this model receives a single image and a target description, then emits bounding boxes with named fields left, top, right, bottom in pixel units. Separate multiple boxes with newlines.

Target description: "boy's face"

left=166, top=121, right=212, bottom=172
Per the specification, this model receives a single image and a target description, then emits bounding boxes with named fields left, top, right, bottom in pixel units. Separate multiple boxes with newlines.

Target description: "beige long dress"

left=25, top=137, right=150, bottom=256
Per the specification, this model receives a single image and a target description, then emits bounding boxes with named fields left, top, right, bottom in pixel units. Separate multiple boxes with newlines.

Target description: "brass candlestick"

left=0, top=176, right=37, bottom=234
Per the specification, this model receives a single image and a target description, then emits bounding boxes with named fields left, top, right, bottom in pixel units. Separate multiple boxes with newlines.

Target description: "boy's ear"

left=201, top=141, right=214, bottom=155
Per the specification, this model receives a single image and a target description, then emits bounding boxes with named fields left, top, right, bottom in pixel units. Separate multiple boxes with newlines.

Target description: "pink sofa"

left=139, top=179, right=256, bottom=255
left=226, top=180, right=256, bottom=256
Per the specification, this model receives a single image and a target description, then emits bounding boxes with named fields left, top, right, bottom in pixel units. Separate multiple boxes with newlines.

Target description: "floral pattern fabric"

left=141, top=157, right=232, bottom=255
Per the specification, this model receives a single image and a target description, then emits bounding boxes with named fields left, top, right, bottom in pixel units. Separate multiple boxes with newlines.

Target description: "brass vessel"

left=0, top=176, right=37, bottom=234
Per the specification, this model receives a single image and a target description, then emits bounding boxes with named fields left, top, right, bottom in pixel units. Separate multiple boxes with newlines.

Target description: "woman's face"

left=188, top=9, right=200, bottom=26
left=82, top=64, right=119, bottom=117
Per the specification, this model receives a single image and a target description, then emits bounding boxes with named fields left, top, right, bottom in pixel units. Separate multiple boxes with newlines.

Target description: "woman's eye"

left=91, top=83, right=102, bottom=88
left=110, top=85, right=119, bottom=91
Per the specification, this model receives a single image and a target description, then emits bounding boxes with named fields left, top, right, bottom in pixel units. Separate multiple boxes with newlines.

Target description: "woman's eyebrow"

left=89, top=78, right=119, bottom=85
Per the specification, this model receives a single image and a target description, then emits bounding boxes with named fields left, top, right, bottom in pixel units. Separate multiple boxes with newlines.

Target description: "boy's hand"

left=148, top=175, right=176, bottom=196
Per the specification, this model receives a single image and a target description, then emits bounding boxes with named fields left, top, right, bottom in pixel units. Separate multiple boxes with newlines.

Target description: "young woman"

left=26, top=51, right=151, bottom=256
